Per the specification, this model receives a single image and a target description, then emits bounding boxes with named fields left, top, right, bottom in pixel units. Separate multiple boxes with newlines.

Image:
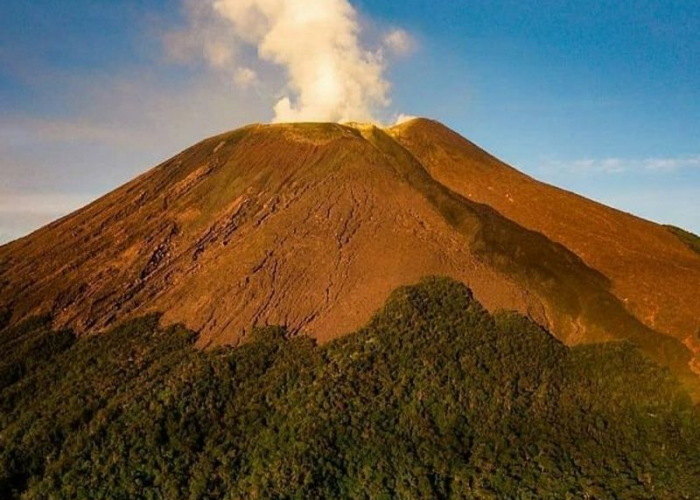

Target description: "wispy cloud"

left=642, top=156, right=700, bottom=172
left=542, top=155, right=700, bottom=174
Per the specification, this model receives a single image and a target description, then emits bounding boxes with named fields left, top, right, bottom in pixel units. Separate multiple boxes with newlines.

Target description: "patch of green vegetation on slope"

left=666, top=225, right=700, bottom=256
left=358, top=126, right=695, bottom=392
left=474, top=209, right=696, bottom=389
left=1, top=278, right=699, bottom=499
left=0, top=315, right=75, bottom=394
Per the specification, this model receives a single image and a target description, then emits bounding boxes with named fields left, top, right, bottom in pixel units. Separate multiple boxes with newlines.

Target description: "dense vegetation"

left=1, top=278, right=698, bottom=499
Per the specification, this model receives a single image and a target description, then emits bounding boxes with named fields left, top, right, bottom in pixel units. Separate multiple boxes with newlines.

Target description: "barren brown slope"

left=0, top=121, right=697, bottom=391
left=390, top=118, right=700, bottom=369
left=0, top=123, right=537, bottom=345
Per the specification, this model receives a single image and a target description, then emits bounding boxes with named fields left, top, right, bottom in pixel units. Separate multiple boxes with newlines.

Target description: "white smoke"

left=383, top=29, right=415, bottom=56
left=165, top=0, right=413, bottom=123
left=394, top=113, right=418, bottom=125
left=163, top=0, right=237, bottom=69
left=234, top=67, right=259, bottom=88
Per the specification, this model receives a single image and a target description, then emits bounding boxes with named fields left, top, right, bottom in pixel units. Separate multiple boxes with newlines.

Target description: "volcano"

left=1, top=118, right=699, bottom=387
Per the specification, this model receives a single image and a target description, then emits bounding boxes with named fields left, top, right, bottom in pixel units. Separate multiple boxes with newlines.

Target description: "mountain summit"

left=1, top=119, right=699, bottom=386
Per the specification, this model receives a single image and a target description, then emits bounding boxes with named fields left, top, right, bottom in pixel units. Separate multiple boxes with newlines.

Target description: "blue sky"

left=1, top=0, right=698, bottom=243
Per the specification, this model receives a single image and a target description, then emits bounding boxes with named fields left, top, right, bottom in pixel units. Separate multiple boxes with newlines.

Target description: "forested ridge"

left=1, top=278, right=698, bottom=499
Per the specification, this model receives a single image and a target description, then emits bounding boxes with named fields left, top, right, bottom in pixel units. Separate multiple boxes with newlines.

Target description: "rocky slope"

left=1, top=119, right=698, bottom=389
left=390, top=119, right=700, bottom=364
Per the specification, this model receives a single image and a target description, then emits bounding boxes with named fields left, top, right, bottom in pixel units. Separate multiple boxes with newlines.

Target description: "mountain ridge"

left=1, top=118, right=699, bottom=391
left=390, top=119, right=700, bottom=354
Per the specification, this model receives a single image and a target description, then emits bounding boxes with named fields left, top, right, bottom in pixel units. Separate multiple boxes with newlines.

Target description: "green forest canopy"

left=1, top=277, right=699, bottom=499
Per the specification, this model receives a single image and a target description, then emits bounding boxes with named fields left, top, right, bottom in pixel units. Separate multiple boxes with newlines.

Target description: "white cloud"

left=164, top=0, right=414, bottom=123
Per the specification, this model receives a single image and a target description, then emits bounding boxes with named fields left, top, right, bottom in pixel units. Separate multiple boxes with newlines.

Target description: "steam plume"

left=166, top=0, right=412, bottom=123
